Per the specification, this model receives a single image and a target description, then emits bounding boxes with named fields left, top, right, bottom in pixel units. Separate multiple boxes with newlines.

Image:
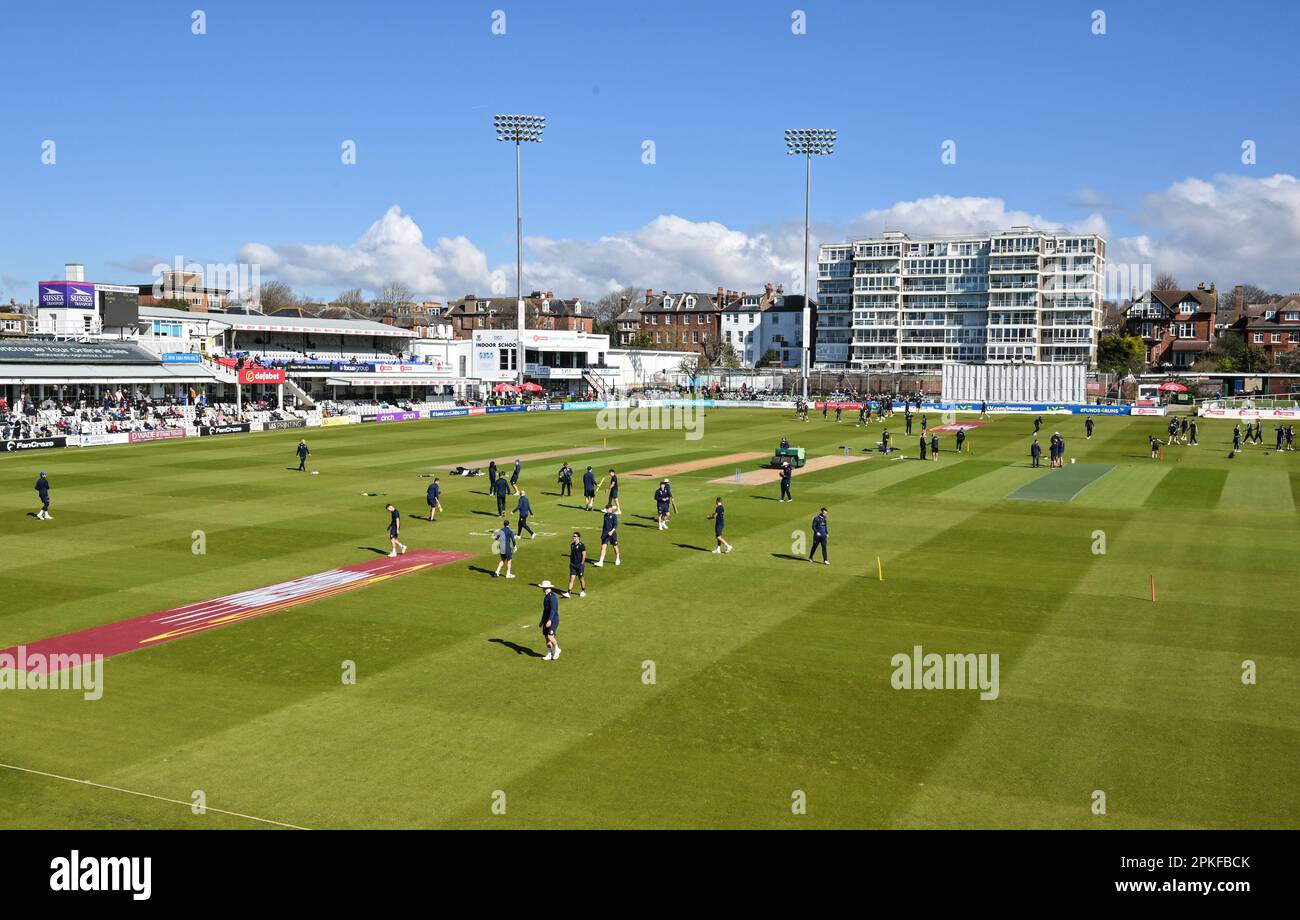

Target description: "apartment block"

left=815, top=227, right=1106, bottom=372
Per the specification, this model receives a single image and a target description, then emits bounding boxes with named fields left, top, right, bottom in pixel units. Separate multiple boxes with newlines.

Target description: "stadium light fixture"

left=786, top=128, right=836, bottom=401
left=495, top=114, right=546, bottom=386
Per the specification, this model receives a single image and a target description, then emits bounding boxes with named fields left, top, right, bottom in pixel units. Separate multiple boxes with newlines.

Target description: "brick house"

left=1230, top=294, right=1300, bottom=366
left=1123, top=283, right=1218, bottom=369
left=636, top=288, right=726, bottom=357
left=443, top=291, right=591, bottom=339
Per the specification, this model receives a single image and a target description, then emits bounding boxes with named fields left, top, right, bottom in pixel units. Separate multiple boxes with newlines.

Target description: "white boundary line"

left=0, top=761, right=309, bottom=830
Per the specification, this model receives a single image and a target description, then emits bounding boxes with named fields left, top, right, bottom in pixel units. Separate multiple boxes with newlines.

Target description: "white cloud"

left=847, top=194, right=1107, bottom=239
left=238, top=205, right=509, bottom=301
left=1111, top=173, right=1300, bottom=292
left=234, top=176, right=1300, bottom=305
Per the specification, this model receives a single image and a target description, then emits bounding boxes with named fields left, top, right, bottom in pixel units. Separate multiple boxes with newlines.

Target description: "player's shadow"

left=407, top=514, right=430, bottom=521
left=356, top=546, right=389, bottom=555
left=557, top=503, right=590, bottom=511
left=472, top=510, right=500, bottom=516
left=488, top=638, right=544, bottom=658
left=467, top=565, right=498, bottom=577
left=770, top=553, right=804, bottom=561
left=623, top=521, right=652, bottom=528
left=631, top=514, right=657, bottom=521
left=750, top=495, right=778, bottom=501
left=284, top=467, right=303, bottom=471
left=673, top=543, right=711, bottom=552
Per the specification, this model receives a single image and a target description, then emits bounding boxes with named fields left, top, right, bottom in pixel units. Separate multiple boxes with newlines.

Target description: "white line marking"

left=0, top=761, right=309, bottom=829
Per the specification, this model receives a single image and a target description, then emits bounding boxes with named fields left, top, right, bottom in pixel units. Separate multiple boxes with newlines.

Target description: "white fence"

left=941, top=363, right=1085, bottom=405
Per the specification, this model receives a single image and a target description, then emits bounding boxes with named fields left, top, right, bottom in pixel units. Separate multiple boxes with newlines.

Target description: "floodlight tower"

left=785, top=128, right=836, bottom=401
left=494, top=113, right=546, bottom=385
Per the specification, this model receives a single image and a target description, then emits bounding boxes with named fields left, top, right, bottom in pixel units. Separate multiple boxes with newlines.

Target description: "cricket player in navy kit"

left=510, top=458, right=522, bottom=495
left=514, top=489, right=536, bottom=539
left=296, top=439, right=310, bottom=471
left=558, top=462, right=573, bottom=497
left=593, top=504, right=621, bottom=566
left=385, top=503, right=407, bottom=557
left=809, top=507, right=829, bottom=565
left=488, top=460, right=498, bottom=489
left=779, top=461, right=792, bottom=502
left=538, top=580, right=561, bottom=660
left=607, top=469, right=621, bottom=513
left=582, top=466, right=597, bottom=511
left=708, top=496, right=733, bottom=554
left=494, top=516, right=517, bottom=579
left=492, top=474, right=510, bottom=515
left=563, top=532, right=587, bottom=597
left=426, top=477, right=442, bottom=521
left=654, top=480, right=672, bottom=530
left=34, top=472, right=51, bottom=520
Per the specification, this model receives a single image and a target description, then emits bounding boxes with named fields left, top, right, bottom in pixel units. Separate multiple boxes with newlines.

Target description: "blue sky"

left=3, top=0, right=1299, bottom=301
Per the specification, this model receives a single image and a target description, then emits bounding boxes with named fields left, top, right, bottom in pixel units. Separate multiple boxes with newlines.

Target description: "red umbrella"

left=1158, top=381, right=1188, bottom=392
left=518, top=382, right=544, bottom=393
left=492, top=382, right=518, bottom=393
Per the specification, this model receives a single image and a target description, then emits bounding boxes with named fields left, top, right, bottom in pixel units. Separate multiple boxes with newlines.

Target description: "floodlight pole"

left=514, top=138, right=524, bottom=386
left=801, top=150, right=811, bottom=403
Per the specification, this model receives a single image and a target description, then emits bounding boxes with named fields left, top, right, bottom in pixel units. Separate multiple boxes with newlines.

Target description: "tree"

left=157, top=298, right=190, bottom=312
left=1276, top=349, right=1300, bottom=374
left=585, top=286, right=638, bottom=337
left=716, top=342, right=742, bottom=370
left=376, top=281, right=414, bottom=316
left=758, top=347, right=781, bottom=367
left=1096, top=335, right=1147, bottom=375
left=627, top=332, right=653, bottom=350
left=1152, top=272, right=1181, bottom=292
left=258, top=281, right=299, bottom=313
left=331, top=288, right=367, bottom=313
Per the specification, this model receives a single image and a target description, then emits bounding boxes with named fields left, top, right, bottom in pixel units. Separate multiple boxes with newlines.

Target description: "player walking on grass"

left=494, top=516, right=517, bottom=578
left=930, top=432, right=939, bottom=461
left=582, top=466, right=597, bottom=510
left=296, top=439, right=310, bottom=471
left=655, top=479, right=672, bottom=529
left=493, top=473, right=510, bottom=516
left=426, top=476, right=442, bottom=521
left=1085, top=417, right=1094, bottom=440
left=607, top=469, right=620, bottom=514
left=34, top=471, right=51, bottom=520
left=385, top=503, right=406, bottom=556
left=488, top=460, right=498, bottom=490
left=1233, top=424, right=1243, bottom=453
left=809, top=507, right=829, bottom=565
left=955, top=427, right=966, bottom=454
left=510, top=458, right=522, bottom=495
left=593, top=504, right=621, bottom=566
left=1149, top=435, right=1162, bottom=459
left=779, top=460, right=793, bottom=502
left=1189, top=419, right=1198, bottom=445
left=563, top=532, right=587, bottom=597
left=708, top=496, right=733, bottom=554
left=558, top=461, right=573, bottom=497
left=538, top=580, right=561, bottom=660
left=514, top=489, right=536, bottom=539
left=905, top=407, right=913, bottom=436
left=1030, top=436, right=1042, bottom=468
left=919, top=435, right=927, bottom=461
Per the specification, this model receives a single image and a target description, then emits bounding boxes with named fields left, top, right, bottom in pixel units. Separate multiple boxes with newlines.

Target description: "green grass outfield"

left=0, top=408, right=1296, bottom=829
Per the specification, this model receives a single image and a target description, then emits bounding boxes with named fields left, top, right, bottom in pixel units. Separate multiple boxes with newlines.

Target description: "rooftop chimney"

left=65, top=263, right=84, bottom=282
left=646, top=288, right=654, bottom=303
left=1234, top=284, right=1245, bottom=322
